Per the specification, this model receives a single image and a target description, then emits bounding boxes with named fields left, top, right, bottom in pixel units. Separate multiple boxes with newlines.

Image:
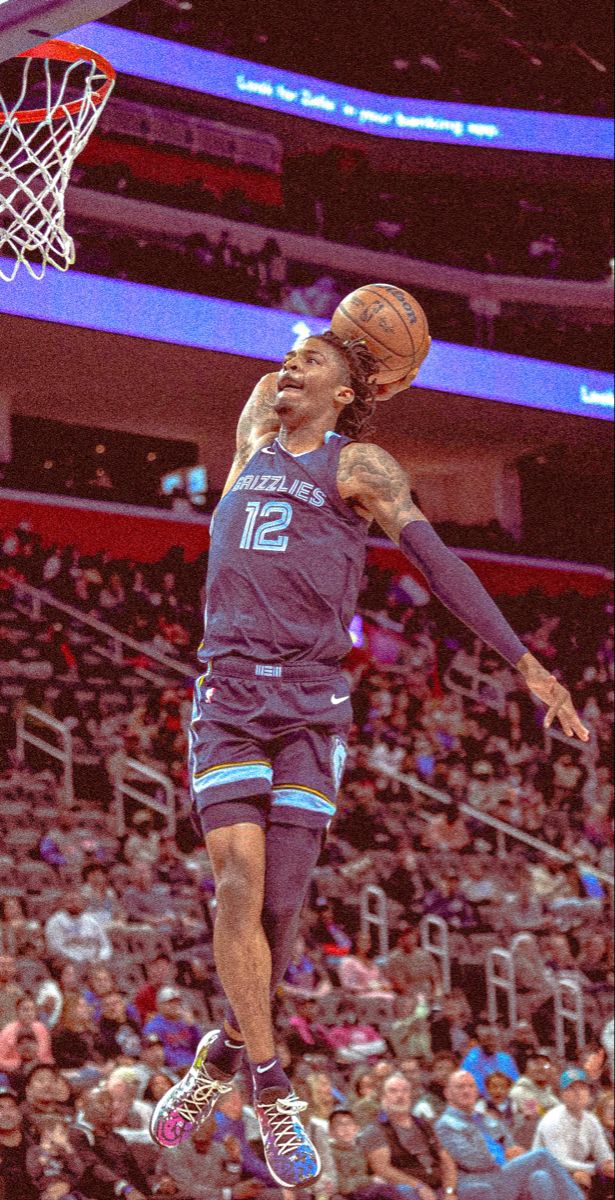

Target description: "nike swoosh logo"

left=262, top=446, right=276, bottom=455
left=330, top=694, right=350, bottom=705
left=256, top=1063, right=276, bottom=1073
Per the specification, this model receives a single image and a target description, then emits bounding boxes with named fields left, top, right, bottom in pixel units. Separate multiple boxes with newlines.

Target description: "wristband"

left=399, top=521, right=527, bottom=667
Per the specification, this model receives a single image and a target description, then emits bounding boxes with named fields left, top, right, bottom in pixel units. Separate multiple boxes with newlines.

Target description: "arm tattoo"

left=338, top=442, right=425, bottom=539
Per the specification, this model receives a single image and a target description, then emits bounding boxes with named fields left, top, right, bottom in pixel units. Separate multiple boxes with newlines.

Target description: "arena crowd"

left=0, top=519, right=613, bottom=1198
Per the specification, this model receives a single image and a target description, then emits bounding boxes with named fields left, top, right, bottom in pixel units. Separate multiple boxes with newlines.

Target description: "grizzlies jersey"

left=199, top=431, right=368, bottom=667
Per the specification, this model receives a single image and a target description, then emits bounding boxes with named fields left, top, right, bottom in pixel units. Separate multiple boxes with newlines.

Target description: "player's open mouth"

left=277, top=376, right=303, bottom=392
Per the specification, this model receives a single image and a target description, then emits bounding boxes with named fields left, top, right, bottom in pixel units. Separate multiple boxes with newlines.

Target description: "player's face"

left=276, top=338, right=352, bottom=425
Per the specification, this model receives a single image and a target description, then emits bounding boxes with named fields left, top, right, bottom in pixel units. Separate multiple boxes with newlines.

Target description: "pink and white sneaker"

left=149, top=1029, right=233, bottom=1148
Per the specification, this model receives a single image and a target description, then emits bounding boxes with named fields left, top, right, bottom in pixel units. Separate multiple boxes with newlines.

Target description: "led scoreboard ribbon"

left=66, top=22, right=613, bottom=159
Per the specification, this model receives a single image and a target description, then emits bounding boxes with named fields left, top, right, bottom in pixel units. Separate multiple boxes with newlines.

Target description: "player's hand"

left=374, top=367, right=418, bottom=402
left=517, top=652, right=589, bottom=741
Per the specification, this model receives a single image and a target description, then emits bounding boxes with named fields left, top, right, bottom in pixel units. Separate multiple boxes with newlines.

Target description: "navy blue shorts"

left=189, top=656, right=352, bottom=833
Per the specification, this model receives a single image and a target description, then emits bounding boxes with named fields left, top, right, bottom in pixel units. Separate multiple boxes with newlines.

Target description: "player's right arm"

left=220, top=372, right=281, bottom=498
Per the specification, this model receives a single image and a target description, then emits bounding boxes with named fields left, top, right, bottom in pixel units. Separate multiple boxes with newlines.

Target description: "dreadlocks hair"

left=317, top=330, right=380, bottom=441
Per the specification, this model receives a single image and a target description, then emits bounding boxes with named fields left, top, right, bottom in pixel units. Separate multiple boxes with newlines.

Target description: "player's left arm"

left=338, top=441, right=589, bottom=742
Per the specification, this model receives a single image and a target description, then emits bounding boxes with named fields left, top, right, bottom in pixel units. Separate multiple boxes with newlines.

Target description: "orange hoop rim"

left=0, top=39, right=116, bottom=126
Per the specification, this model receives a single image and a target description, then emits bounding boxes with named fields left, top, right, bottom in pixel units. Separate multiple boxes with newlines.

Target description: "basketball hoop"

left=0, top=39, right=116, bottom=282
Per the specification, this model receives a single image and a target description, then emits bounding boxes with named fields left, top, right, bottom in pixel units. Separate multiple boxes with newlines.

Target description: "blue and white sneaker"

left=149, top=1029, right=233, bottom=1147
left=254, top=1088, right=321, bottom=1188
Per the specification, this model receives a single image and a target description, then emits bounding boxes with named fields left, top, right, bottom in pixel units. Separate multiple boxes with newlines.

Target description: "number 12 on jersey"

left=239, top=500, right=293, bottom=552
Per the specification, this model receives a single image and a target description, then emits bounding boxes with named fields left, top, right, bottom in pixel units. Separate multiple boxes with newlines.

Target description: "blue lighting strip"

left=65, top=22, right=613, bottom=159
left=1, top=265, right=612, bottom=420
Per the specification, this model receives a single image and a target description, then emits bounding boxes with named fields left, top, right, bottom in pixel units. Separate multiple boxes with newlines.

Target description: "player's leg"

left=150, top=799, right=271, bottom=1150
left=206, top=812, right=322, bottom=1189
left=151, top=668, right=274, bottom=1150
left=262, top=820, right=323, bottom=993
left=221, top=820, right=323, bottom=1066
left=205, top=818, right=275, bottom=1063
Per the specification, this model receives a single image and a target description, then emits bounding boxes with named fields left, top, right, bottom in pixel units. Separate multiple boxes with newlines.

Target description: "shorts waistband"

left=202, top=655, right=339, bottom=681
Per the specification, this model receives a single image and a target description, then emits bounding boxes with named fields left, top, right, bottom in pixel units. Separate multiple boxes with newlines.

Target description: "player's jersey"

left=199, top=431, right=368, bottom=667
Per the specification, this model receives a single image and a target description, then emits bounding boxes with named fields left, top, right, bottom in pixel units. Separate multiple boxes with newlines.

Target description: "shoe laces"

left=259, top=1092, right=309, bottom=1158
left=175, top=1068, right=232, bottom=1123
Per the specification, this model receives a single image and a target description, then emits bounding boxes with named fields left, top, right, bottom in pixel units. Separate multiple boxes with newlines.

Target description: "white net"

left=0, top=47, right=115, bottom=282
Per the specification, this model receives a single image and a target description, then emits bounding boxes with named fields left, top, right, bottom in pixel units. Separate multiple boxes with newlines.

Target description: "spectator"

left=82, top=963, right=119, bottom=1024
left=50, top=994, right=101, bottom=1072
left=302, top=1069, right=339, bottom=1196
left=430, top=992, right=473, bottom=1057
left=94, top=991, right=142, bottom=1061
left=509, top=1049, right=559, bottom=1122
left=0, top=1085, right=38, bottom=1200
left=82, top=863, right=122, bottom=928
left=423, top=873, right=477, bottom=930
left=360, top=1070, right=450, bottom=1196
left=533, top=1068, right=614, bottom=1198
left=384, top=925, right=442, bottom=1002
left=506, top=1021, right=540, bottom=1076
left=122, top=860, right=177, bottom=928
left=312, top=898, right=353, bottom=968
left=123, top=808, right=161, bottom=868
left=141, top=1068, right=177, bottom=1113
left=284, top=996, right=336, bottom=1061
left=133, top=1032, right=178, bottom=1097
left=413, top=1050, right=459, bottom=1122
left=153, top=1110, right=235, bottom=1198
left=437, top=1069, right=585, bottom=1200
left=337, top=929, right=396, bottom=1001
left=7, top=1035, right=52, bottom=1102
left=281, top=935, right=332, bottom=1002
left=505, top=872, right=547, bottom=934
left=0, top=955, right=24, bottom=1030
left=388, top=993, right=431, bottom=1061
left=461, top=1027, right=520, bottom=1095
left=349, top=1067, right=382, bottom=1128
left=71, top=1082, right=150, bottom=1198
left=476, top=1071, right=516, bottom=1128
left=20, top=1063, right=65, bottom=1129
left=324, top=1000, right=388, bottom=1064
left=107, top=1066, right=153, bottom=1144
left=133, top=953, right=176, bottom=1027
left=25, top=1112, right=86, bottom=1198
left=45, top=887, right=112, bottom=967
left=39, top=804, right=88, bottom=870
left=0, top=995, right=53, bottom=1073
left=594, top=1092, right=614, bottom=1152
left=422, top=803, right=472, bottom=854
left=143, top=986, right=201, bottom=1070
left=329, top=1107, right=402, bottom=1199
left=36, top=960, right=80, bottom=1030
left=0, top=897, right=43, bottom=960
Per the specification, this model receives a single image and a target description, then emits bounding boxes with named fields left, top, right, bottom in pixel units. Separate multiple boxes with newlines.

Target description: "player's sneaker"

left=149, top=1029, right=234, bottom=1147
left=254, top=1087, right=321, bottom=1188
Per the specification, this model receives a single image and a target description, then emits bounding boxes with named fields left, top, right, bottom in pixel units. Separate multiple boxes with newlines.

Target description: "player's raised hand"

left=517, top=652, right=590, bottom=741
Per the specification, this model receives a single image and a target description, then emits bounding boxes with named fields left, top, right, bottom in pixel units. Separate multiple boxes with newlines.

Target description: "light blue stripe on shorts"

left=193, top=762, right=273, bottom=793
left=272, top=786, right=336, bottom=817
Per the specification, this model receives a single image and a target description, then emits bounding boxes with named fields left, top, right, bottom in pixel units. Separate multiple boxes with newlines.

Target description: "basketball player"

left=151, top=331, right=589, bottom=1188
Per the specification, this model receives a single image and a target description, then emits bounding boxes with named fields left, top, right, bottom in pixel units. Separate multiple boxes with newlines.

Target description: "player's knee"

left=261, top=895, right=301, bottom=942
left=215, top=855, right=263, bottom=929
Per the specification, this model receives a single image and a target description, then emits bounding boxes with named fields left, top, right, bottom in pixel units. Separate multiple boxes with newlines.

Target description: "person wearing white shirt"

left=45, top=888, right=112, bottom=966
left=533, top=1069, right=614, bottom=1199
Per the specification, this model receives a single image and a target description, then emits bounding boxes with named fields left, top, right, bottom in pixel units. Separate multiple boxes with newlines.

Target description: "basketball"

left=331, top=283, right=431, bottom=384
